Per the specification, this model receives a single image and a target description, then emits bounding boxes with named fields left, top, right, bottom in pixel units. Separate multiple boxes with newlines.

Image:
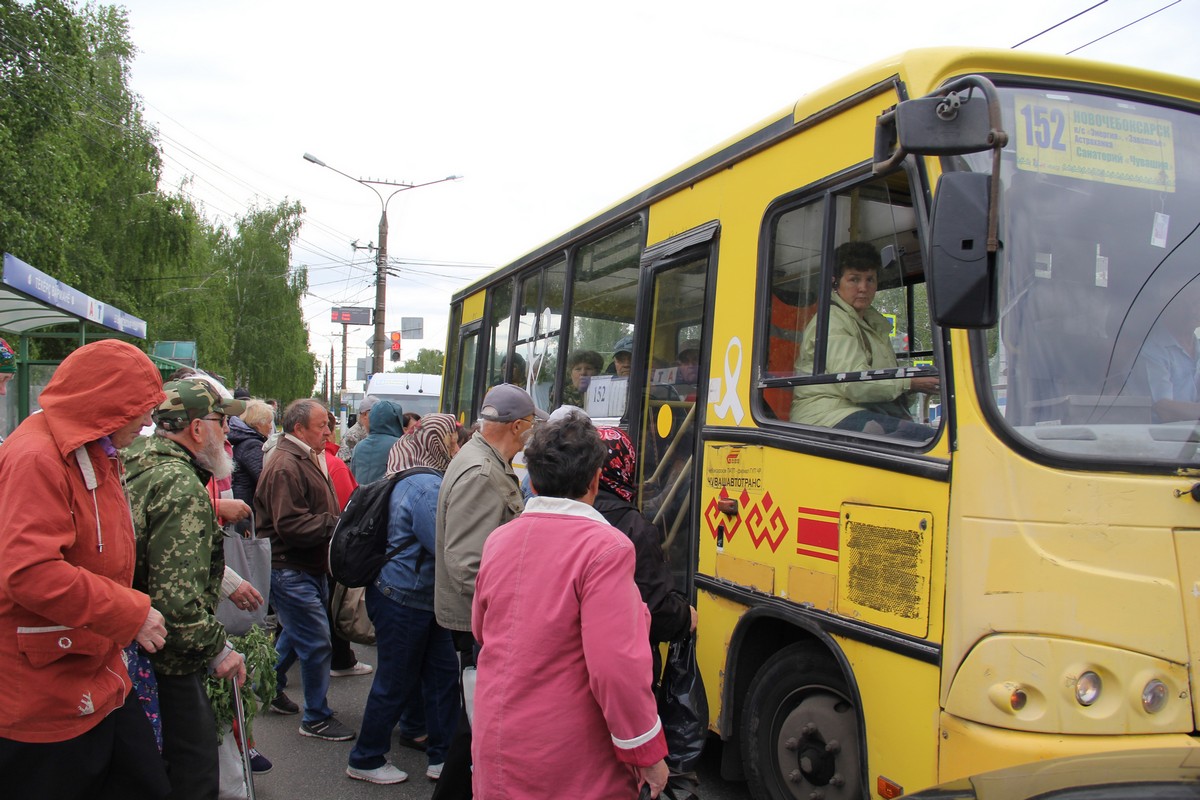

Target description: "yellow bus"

left=442, top=48, right=1200, bottom=799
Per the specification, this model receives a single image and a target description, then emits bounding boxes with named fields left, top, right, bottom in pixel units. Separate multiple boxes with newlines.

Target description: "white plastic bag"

left=463, top=665, right=477, bottom=726
left=217, top=729, right=248, bottom=800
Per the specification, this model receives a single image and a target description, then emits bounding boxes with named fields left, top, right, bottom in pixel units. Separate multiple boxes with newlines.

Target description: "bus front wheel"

left=741, top=645, right=864, bottom=800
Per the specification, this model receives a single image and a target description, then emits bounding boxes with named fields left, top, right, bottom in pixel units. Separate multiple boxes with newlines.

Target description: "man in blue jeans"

left=254, top=399, right=355, bottom=741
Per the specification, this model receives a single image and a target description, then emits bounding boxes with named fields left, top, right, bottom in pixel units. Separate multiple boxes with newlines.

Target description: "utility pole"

left=303, top=153, right=460, bottom=375
left=347, top=241, right=375, bottom=397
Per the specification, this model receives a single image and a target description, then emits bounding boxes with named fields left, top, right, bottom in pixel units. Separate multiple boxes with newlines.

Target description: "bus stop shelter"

left=1, top=252, right=157, bottom=437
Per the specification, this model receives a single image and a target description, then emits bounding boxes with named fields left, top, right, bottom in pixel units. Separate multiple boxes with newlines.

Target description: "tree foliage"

left=392, top=348, right=444, bottom=375
left=0, top=0, right=317, bottom=400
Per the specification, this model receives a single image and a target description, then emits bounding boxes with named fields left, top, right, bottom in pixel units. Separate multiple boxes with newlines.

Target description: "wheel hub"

left=774, top=690, right=856, bottom=800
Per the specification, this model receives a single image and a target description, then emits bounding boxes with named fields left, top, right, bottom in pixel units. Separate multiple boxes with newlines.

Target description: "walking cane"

left=231, top=676, right=257, bottom=800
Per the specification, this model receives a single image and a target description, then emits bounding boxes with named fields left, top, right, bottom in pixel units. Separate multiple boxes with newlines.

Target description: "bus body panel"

left=461, top=290, right=485, bottom=325
left=939, top=713, right=1200, bottom=782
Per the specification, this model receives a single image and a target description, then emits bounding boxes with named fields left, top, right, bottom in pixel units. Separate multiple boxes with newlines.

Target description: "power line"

left=1066, top=1, right=1182, bottom=54
left=1012, top=1, right=1108, bottom=48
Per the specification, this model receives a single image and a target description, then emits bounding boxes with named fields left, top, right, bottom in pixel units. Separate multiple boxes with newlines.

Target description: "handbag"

left=330, top=582, right=376, bottom=645
left=122, top=642, right=162, bottom=753
left=216, top=514, right=271, bottom=637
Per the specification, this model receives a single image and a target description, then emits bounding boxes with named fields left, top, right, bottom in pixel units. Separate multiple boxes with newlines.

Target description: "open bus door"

left=633, top=223, right=718, bottom=606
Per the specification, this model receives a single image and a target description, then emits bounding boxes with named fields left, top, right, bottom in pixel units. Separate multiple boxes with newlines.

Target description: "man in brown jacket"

left=254, top=399, right=355, bottom=741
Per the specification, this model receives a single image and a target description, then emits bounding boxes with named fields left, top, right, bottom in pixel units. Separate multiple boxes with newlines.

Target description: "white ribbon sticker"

left=711, top=337, right=745, bottom=424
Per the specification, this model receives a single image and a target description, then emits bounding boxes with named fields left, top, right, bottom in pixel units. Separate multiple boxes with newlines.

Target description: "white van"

left=364, top=373, right=442, bottom=416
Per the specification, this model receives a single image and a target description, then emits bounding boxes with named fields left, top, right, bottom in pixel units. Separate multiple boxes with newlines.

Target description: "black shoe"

left=396, top=733, right=428, bottom=752
left=249, top=747, right=273, bottom=774
left=299, top=715, right=356, bottom=741
left=270, top=692, right=299, bottom=715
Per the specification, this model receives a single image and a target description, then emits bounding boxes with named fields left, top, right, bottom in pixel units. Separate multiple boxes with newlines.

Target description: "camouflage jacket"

left=336, top=421, right=366, bottom=463
left=123, top=434, right=226, bottom=676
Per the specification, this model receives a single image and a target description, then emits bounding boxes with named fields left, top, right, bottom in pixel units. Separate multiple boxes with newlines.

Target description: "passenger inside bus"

left=790, top=241, right=939, bottom=440
left=501, top=352, right=527, bottom=388
left=672, top=340, right=700, bottom=402
left=1137, top=284, right=1200, bottom=423
left=605, top=335, right=633, bottom=377
left=562, top=349, right=603, bottom=408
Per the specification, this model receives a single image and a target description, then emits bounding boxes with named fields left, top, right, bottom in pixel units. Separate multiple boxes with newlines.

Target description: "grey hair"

left=282, top=399, right=326, bottom=433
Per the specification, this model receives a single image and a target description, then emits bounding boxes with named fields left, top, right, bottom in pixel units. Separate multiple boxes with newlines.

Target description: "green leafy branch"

left=204, top=625, right=278, bottom=741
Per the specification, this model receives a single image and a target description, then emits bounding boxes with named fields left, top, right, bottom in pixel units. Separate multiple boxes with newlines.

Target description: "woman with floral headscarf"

left=593, top=426, right=695, bottom=685
left=347, top=413, right=462, bottom=786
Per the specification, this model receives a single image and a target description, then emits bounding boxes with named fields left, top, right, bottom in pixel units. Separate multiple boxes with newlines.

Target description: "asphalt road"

left=244, top=643, right=753, bottom=799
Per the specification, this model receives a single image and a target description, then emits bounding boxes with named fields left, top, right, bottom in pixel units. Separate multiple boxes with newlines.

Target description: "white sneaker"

left=330, top=662, right=374, bottom=677
left=426, top=762, right=444, bottom=780
left=346, top=762, right=408, bottom=784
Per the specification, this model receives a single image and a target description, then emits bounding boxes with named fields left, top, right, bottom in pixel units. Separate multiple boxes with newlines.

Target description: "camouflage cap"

left=153, top=378, right=246, bottom=431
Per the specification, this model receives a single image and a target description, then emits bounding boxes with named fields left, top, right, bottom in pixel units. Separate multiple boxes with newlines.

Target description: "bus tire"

left=741, top=644, right=863, bottom=800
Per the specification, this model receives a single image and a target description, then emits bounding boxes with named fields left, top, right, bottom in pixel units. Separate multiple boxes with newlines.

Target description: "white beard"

left=196, top=432, right=234, bottom=480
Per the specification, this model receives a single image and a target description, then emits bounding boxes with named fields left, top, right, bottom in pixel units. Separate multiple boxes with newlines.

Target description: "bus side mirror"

left=896, top=93, right=996, bottom=155
left=874, top=76, right=1007, bottom=172
left=928, top=171, right=998, bottom=328
left=875, top=75, right=1007, bottom=329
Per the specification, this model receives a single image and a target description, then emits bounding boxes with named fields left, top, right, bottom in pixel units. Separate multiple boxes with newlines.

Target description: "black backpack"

left=328, top=466, right=440, bottom=587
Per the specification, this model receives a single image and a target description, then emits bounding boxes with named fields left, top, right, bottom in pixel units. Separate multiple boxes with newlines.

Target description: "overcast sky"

left=115, top=0, right=1200, bottom=392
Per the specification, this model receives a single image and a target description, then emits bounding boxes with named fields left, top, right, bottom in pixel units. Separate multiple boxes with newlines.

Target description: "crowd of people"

left=0, top=341, right=694, bottom=800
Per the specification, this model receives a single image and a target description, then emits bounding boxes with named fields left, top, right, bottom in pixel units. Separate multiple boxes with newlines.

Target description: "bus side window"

left=763, top=171, right=940, bottom=443
left=486, top=279, right=515, bottom=388
left=514, top=258, right=565, bottom=399
left=561, top=220, right=643, bottom=419
left=764, top=200, right=823, bottom=419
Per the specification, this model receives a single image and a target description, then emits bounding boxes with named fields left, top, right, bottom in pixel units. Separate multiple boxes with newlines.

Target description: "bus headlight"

left=945, top=635, right=1191, bottom=735
left=1074, top=671, right=1102, bottom=706
left=1142, top=679, right=1168, bottom=714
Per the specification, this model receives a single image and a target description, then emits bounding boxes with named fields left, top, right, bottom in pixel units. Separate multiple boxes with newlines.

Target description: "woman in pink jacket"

left=472, top=414, right=668, bottom=799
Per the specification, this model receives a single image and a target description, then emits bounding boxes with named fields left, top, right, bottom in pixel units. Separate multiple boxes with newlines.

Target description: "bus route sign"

left=1015, top=93, right=1175, bottom=192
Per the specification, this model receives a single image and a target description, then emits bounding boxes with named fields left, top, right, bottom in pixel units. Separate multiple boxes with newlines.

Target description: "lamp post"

left=303, top=152, right=460, bottom=376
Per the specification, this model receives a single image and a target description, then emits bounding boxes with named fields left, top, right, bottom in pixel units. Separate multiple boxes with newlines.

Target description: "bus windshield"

left=958, top=85, right=1200, bottom=467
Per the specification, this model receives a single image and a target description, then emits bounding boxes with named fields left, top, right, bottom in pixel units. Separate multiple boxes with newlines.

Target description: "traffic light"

left=389, top=331, right=402, bottom=363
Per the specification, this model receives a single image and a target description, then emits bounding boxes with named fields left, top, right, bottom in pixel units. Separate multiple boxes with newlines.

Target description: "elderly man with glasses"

left=124, top=378, right=248, bottom=800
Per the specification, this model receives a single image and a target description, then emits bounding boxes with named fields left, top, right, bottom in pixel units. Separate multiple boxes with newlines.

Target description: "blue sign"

left=3, top=253, right=148, bottom=339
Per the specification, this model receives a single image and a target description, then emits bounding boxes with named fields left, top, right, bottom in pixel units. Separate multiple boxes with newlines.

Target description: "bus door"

left=634, top=222, right=719, bottom=596
left=448, top=319, right=481, bottom=424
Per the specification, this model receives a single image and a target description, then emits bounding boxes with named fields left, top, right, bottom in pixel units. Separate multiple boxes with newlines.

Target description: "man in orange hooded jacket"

left=0, top=339, right=171, bottom=799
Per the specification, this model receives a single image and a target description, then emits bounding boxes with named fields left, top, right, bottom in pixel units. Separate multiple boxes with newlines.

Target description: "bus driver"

left=790, top=241, right=938, bottom=440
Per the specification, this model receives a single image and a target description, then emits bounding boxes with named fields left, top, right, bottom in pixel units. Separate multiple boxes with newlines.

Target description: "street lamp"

left=303, top=152, right=460, bottom=376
